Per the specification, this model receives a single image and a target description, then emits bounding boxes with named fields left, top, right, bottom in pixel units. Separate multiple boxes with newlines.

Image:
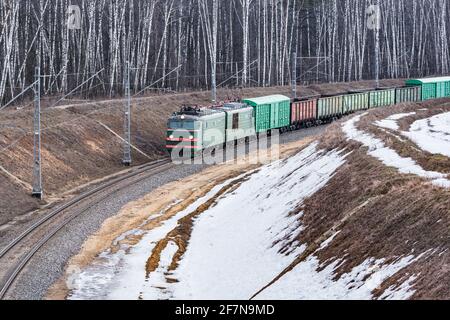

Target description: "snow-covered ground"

left=345, top=114, right=450, bottom=188
left=375, top=112, right=450, bottom=158
left=255, top=255, right=421, bottom=300
left=67, top=141, right=424, bottom=300
left=404, top=112, right=450, bottom=157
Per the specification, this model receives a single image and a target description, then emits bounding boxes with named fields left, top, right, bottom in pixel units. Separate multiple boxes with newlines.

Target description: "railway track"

left=0, top=158, right=174, bottom=300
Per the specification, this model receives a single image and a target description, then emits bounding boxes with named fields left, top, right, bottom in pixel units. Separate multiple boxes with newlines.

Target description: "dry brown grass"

left=0, top=174, right=38, bottom=227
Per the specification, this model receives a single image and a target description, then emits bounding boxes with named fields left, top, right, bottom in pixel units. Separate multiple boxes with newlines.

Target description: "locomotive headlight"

left=169, top=135, right=174, bottom=139
left=189, top=135, right=194, bottom=140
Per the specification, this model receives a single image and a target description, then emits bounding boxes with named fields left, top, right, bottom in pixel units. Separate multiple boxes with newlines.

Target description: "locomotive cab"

left=166, top=107, right=202, bottom=157
left=166, top=106, right=227, bottom=159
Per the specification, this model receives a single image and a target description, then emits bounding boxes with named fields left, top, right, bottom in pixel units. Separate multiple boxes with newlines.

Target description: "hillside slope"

left=52, top=98, right=449, bottom=300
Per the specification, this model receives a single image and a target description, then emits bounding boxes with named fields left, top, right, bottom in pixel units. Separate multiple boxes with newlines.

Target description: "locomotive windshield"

left=168, top=120, right=197, bottom=130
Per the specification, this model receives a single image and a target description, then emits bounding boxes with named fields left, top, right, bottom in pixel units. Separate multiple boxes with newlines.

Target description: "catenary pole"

left=291, top=49, right=297, bottom=100
left=32, top=67, right=43, bottom=199
left=123, top=61, right=132, bottom=166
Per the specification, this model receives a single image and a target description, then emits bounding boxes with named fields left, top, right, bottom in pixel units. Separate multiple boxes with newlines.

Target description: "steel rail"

left=0, top=158, right=173, bottom=299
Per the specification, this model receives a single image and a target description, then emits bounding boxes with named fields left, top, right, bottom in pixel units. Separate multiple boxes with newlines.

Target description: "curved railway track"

left=0, top=158, right=174, bottom=300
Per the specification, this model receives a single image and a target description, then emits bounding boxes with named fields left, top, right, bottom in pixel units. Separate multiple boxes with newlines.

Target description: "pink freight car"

left=290, top=99, right=317, bottom=128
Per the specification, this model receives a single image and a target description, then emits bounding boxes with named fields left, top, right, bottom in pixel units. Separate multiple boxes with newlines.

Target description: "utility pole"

left=123, top=61, right=132, bottom=166
left=32, top=67, right=43, bottom=199
left=291, top=49, right=297, bottom=101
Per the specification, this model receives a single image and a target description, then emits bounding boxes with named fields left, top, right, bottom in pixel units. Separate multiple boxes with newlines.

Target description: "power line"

left=48, top=69, right=105, bottom=109
left=0, top=81, right=38, bottom=111
left=133, top=65, right=182, bottom=97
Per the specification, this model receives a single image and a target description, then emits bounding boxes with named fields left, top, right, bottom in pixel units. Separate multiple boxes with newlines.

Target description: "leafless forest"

left=0, top=0, right=449, bottom=104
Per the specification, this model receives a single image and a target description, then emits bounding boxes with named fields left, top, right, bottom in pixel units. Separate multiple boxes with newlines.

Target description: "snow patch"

left=403, top=112, right=450, bottom=157
left=68, top=251, right=125, bottom=300
left=319, top=231, right=341, bottom=251
left=375, top=111, right=450, bottom=158
left=255, top=255, right=419, bottom=300
left=142, top=241, right=179, bottom=300
left=379, top=275, right=418, bottom=300
left=375, top=112, right=416, bottom=131
left=344, top=114, right=450, bottom=188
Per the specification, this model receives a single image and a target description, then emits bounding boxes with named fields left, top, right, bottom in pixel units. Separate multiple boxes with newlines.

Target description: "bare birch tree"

left=1, top=0, right=450, bottom=106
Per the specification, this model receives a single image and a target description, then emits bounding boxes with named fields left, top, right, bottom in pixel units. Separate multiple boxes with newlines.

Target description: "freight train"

left=166, top=76, right=450, bottom=155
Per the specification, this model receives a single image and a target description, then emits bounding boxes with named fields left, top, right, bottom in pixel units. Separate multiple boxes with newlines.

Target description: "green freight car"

left=406, top=77, right=450, bottom=100
left=243, top=95, right=291, bottom=133
left=317, top=95, right=343, bottom=121
left=369, top=88, right=396, bottom=108
left=395, top=86, right=422, bottom=104
left=343, top=92, right=370, bottom=114
left=214, top=103, right=256, bottom=142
